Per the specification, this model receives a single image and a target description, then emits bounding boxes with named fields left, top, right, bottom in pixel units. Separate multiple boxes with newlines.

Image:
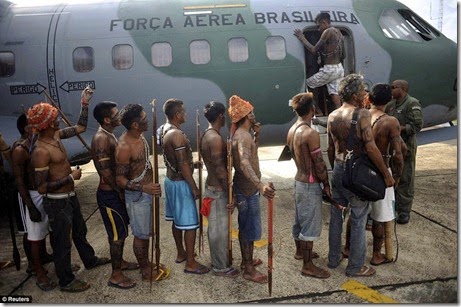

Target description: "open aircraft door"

left=301, top=27, right=355, bottom=116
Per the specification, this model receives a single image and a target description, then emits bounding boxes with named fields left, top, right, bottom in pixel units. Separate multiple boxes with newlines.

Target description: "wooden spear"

left=196, top=110, right=204, bottom=255
left=268, top=197, right=274, bottom=296
left=226, top=137, right=233, bottom=266
left=150, top=99, right=161, bottom=291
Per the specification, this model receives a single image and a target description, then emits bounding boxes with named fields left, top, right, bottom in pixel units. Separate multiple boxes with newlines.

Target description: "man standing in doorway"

left=385, top=80, right=423, bottom=224
left=294, top=12, right=344, bottom=109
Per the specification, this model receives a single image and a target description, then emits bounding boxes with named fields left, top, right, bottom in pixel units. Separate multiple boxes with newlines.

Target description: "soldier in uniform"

left=385, top=80, right=423, bottom=224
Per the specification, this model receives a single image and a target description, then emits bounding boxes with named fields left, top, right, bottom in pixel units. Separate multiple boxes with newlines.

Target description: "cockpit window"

left=379, top=9, right=440, bottom=42
left=0, top=52, right=15, bottom=77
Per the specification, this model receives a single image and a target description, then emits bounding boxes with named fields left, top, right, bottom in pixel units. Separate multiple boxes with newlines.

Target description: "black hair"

left=120, top=104, right=143, bottom=130
left=369, top=83, right=392, bottom=106
left=315, top=12, right=331, bottom=24
left=163, top=98, right=184, bottom=120
left=203, top=101, right=225, bottom=123
left=291, top=93, right=315, bottom=117
left=93, top=101, right=117, bottom=125
left=17, top=113, right=27, bottom=135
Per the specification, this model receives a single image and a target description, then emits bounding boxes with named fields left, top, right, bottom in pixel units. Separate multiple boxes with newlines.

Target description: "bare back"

left=162, top=123, right=193, bottom=181
left=318, top=27, right=343, bottom=65
left=91, top=130, right=118, bottom=190
left=201, top=128, right=227, bottom=189
left=232, top=127, right=261, bottom=196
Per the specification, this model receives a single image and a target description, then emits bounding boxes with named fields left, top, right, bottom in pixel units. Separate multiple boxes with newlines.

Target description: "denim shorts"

left=234, top=186, right=261, bottom=242
left=292, top=181, right=323, bottom=241
left=125, top=190, right=152, bottom=240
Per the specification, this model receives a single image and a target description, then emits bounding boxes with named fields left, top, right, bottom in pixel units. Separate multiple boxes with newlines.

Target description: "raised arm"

left=58, top=87, right=93, bottom=139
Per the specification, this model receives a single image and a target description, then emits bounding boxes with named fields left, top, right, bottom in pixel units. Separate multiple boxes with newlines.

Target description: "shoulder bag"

left=342, top=108, right=386, bottom=201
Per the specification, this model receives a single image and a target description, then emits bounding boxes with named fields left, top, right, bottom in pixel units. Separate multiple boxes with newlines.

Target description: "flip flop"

left=240, top=258, right=263, bottom=269
left=243, top=271, right=268, bottom=284
left=175, top=252, right=197, bottom=264
left=213, top=267, right=240, bottom=278
left=370, top=258, right=393, bottom=266
left=107, top=278, right=136, bottom=289
left=36, top=279, right=57, bottom=291
left=184, top=265, right=210, bottom=275
left=60, top=279, right=90, bottom=292
left=346, top=265, right=376, bottom=277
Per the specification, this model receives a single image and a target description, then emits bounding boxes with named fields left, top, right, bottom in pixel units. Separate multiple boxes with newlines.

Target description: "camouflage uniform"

left=385, top=94, right=423, bottom=219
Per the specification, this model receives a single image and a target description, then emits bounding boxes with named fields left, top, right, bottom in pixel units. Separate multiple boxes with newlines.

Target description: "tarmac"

left=0, top=125, right=457, bottom=304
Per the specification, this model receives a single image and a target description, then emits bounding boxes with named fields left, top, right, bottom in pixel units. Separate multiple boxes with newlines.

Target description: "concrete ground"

left=0, top=128, right=457, bottom=304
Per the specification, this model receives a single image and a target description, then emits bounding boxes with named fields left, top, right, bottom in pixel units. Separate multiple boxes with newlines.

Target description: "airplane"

left=0, top=0, right=457, bottom=166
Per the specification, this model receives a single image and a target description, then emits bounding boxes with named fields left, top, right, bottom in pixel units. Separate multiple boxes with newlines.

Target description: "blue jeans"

left=125, top=190, right=152, bottom=240
left=234, top=186, right=261, bottom=242
left=204, top=185, right=230, bottom=272
left=328, top=161, right=370, bottom=275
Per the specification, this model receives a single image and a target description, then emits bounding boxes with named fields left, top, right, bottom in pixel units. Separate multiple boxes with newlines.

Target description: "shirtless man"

left=294, top=12, right=344, bottom=108
left=91, top=101, right=140, bottom=289
left=11, top=114, right=54, bottom=290
left=201, top=101, right=239, bottom=277
left=287, top=93, right=330, bottom=279
left=161, top=98, right=209, bottom=275
left=294, top=12, right=344, bottom=109
left=367, top=84, right=405, bottom=265
left=228, top=95, right=275, bottom=284
left=115, top=103, right=170, bottom=282
left=326, top=74, right=394, bottom=277
left=30, top=87, right=111, bottom=292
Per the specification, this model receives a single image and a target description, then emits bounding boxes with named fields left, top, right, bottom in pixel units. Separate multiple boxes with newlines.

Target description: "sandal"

left=213, top=267, right=240, bottom=278
left=60, top=279, right=90, bottom=292
left=346, top=265, right=376, bottom=277
left=36, top=279, right=57, bottom=291
left=240, top=258, right=263, bottom=269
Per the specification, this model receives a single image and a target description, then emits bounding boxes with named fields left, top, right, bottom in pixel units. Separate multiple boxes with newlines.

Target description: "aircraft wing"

left=416, top=125, right=458, bottom=146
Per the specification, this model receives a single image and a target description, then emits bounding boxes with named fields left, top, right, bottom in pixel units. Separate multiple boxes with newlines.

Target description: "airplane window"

left=0, top=52, right=14, bottom=77
left=73, top=47, right=94, bottom=72
left=379, top=9, right=421, bottom=42
left=113, top=44, right=133, bottom=70
left=151, top=42, right=172, bottom=67
left=379, top=9, right=440, bottom=42
left=265, top=36, right=286, bottom=60
left=228, top=38, right=249, bottom=63
left=190, top=40, right=211, bottom=65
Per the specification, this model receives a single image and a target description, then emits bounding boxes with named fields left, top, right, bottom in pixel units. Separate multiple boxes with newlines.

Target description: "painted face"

left=109, top=107, right=121, bottom=127
left=247, top=111, right=256, bottom=125
left=136, top=111, right=149, bottom=132
left=51, top=116, right=61, bottom=131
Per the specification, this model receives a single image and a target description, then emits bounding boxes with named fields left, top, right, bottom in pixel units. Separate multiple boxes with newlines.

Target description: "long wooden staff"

left=1, top=173, right=21, bottom=270
left=226, top=137, right=233, bottom=266
left=42, top=89, right=91, bottom=152
left=196, top=110, right=204, bottom=255
left=268, top=196, right=274, bottom=296
left=384, top=221, right=394, bottom=261
left=150, top=99, right=161, bottom=291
